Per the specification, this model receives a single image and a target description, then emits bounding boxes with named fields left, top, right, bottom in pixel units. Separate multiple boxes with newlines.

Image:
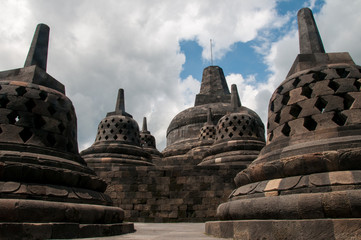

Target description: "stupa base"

left=205, top=219, right=361, bottom=240
left=0, top=222, right=134, bottom=240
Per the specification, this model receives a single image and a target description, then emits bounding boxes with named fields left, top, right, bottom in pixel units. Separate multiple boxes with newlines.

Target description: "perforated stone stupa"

left=163, top=65, right=264, bottom=166
left=206, top=8, right=361, bottom=239
left=81, top=89, right=154, bottom=168
left=0, top=24, right=134, bottom=239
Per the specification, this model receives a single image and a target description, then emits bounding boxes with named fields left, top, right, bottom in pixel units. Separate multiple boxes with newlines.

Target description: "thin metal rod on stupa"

left=298, top=8, right=325, bottom=54
left=115, top=89, right=125, bottom=114
left=230, top=84, right=241, bottom=111
left=24, top=23, right=50, bottom=71
left=206, top=108, right=213, bottom=124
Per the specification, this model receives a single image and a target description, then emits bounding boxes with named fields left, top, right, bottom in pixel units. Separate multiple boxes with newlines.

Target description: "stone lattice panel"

left=0, top=81, right=78, bottom=153
left=267, top=65, right=361, bottom=143
left=140, top=133, right=156, bottom=148
left=215, top=113, right=265, bottom=142
left=198, top=124, right=216, bottom=140
left=95, top=115, right=140, bottom=146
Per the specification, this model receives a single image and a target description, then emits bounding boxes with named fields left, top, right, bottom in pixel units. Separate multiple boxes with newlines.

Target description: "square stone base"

left=0, top=222, right=135, bottom=239
left=205, top=219, right=361, bottom=239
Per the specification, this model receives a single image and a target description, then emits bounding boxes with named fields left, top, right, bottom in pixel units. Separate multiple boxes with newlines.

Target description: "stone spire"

left=287, top=8, right=354, bottom=77
left=107, top=88, right=131, bottom=117
left=24, top=23, right=49, bottom=71
left=298, top=8, right=325, bottom=54
left=230, top=84, right=241, bottom=112
left=195, top=66, right=231, bottom=106
left=142, top=117, right=150, bottom=133
left=206, top=108, right=213, bottom=125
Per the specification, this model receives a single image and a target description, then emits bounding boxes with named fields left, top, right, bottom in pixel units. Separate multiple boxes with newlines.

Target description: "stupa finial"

left=206, top=108, right=213, bottom=125
left=230, top=84, right=241, bottom=111
left=142, top=117, right=149, bottom=133
left=298, top=8, right=325, bottom=54
left=115, top=89, right=125, bottom=114
left=24, top=23, right=50, bottom=71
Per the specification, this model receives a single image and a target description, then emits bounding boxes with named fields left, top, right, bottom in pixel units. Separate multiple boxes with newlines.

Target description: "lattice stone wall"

left=0, top=81, right=78, bottom=153
left=268, top=65, right=361, bottom=143
left=95, top=115, right=140, bottom=146
left=215, top=113, right=265, bottom=142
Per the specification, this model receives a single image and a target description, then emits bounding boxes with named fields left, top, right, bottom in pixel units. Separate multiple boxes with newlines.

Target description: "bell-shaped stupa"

left=163, top=66, right=234, bottom=164
left=200, top=84, right=265, bottom=166
left=206, top=8, right=361, bottom=239
left=81, top=89, right=153, bottom=168
left=0, top=24, right=134, bottom=239
left=139, top=117, right=162, bottom=162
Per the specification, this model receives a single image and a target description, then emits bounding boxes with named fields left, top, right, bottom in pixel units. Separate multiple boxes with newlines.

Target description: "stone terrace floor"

left=79, top=223, right=228, bottom=240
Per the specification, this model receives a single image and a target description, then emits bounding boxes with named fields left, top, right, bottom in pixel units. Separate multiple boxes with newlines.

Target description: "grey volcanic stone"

left=206, top=8, right=361, bottom=239
left=0, top=24, right=134, bottom=239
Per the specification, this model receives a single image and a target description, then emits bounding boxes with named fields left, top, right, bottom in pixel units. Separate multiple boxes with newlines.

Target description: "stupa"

left=206, top=8, right=361, bottom=239
left=199, top=84, right=265, bottom=166
left=81, top=89, right=154, bottom=169
left=0, top=24, right=134, bottom=239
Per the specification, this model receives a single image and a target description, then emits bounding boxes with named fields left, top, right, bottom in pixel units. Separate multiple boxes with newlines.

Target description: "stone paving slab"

left=78, top=223, right=228, bottom=240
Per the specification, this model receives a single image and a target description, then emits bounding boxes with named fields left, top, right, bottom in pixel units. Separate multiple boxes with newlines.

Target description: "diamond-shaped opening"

left=123, top=135, right=128, bottom=140
left=111, top=118, right=115, bottom=122
left=282, top=92, right=290, bottom=105
left=343, top=93, right=355, bottom=110
left=228, top=132, right=233, bottom=138
left=292, top=78, right=300, bottom=87
left=275, top=113, right=281, bottom=123
left=0, top=126, right=2, bottom=134
left=277, top=85, right=284, bottom=94
left=115, top=123, right=119, bottom=128
left=0, top=95, right=9, bottom=107
left=110, top=129, right=114, bottom=133
left=232, top=126, right=237, bottom=131
left=19, top=128, right=32, bottom=142
left=47, top=134, right=56, bottom=146
left=301, top=85, right=312, bottom=98
left=328, top=80, right=340, bottom=92
left=34, top=115, right=46, bottom=129
left=98, top=136, right=101, bottom=140
left=312, top=72, right=327, bottom=81
left=237, top=120, right=241, bottom=125
left=25, top=99, right=36, bottom=112
left=281, top=123, right=291, bottom=136
left=119, top=119, right=123, bottom=122
left=118, top=129, right=123, bottom=134
left=106, top=123, right=110, bottom=128
left=269, top=131, right=274, bottom=141
left=58, top=123, right=65, bottom=133
left=238, top=131, right=243, bottom=137
left=315, top=97, right=328, bottom=113
left=102, top=130, right=106, bottom=134
left=289, top=104, right=302, bottom=118
left=15, top=86, right=27, bottom=96
left=47, top=105, right=56, bottom=115
left=220, top=135, right=224, bottom=139
left=229, top=121, right=233, bottom=126
left=105, top=135, right=109, bottom=140
left=336, top=68, right=350, bottom=78
left=242, top=125, right=246, bottom=130
left=304, top=117, right=317, bottom=131
left=225, top=128, right=228, bottom=132
left=354, top=79, right=361, bottom=90
left=39, top=91, right=48, bottom=100
left=332, top=111, right=347, bottom=126
left=7, top=111, right=19, bottom=124
left=270, top=101, right=275, bottom=112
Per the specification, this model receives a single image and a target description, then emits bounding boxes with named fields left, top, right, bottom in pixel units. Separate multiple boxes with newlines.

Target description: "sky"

left=0, top=0, right=361, bottom=151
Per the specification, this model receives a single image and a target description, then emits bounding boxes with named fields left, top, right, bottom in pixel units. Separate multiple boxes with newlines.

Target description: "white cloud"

left=0, top=0, right=360, bottom=152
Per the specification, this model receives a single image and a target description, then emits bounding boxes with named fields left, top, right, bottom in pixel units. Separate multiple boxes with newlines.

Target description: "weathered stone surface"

left=206, top=8, right=361, bottom=239
left=0, top=24, right=134, bottom=239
